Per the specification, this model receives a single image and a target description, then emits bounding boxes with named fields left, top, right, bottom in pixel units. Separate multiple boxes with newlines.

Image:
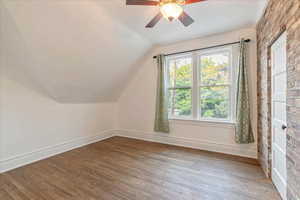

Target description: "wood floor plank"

left=0, top=136, right=280, bottom=200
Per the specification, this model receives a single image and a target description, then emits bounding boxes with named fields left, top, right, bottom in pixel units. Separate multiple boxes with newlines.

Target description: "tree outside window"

left=166, top=48, right=234, bottom=122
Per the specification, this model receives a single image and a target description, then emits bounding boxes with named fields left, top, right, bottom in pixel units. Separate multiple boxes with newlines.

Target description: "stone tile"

left=257, top=0, right=300, bottom=199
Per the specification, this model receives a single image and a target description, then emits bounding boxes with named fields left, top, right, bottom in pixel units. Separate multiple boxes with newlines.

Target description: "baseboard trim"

left=0, top=129, right=257, bottom=173
left=114, top=129, right=257, bottom=159
left=0, top=130, right=114, bottom=173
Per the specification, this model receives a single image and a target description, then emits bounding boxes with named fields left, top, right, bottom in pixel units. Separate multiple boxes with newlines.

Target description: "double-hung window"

left=166, top=46, right=238, bottom=123
left=167, top=56, right=193, bottom=119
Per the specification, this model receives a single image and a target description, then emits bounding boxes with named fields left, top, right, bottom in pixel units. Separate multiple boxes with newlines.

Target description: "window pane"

left=200, top=52, right=230, bottom=85
left=168, top=57, right=192, bottom=88
left=168, top=88, right=192, bottom=117
left=200, top=86, right=229, bottom=119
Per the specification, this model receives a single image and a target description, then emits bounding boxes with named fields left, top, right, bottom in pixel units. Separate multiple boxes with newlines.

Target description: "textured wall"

left=257, top=0, right=300, bottom=199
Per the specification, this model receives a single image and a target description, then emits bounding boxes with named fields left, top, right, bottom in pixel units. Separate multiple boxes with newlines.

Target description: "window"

left=166, top=46, right=238, bottom=123
left=167, top=56, right=193, bottom=118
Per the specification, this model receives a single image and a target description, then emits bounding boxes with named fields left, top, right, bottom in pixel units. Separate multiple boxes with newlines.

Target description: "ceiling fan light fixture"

left=126, top=0, right=200, bottom=28
left=160, top=3, right=183, bottom=21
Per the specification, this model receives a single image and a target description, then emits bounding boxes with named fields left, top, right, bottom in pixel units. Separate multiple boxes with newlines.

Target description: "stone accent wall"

left=257, top=0, right=300, bottom=199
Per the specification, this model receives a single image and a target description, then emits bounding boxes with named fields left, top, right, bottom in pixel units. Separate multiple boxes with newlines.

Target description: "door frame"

left=269, top=29, right=287, bottom=200
left=266, top=25, right=286, bottom=178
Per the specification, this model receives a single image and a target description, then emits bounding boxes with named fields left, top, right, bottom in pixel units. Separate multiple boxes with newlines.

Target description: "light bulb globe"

left=160, top=3, right=183, bottom=21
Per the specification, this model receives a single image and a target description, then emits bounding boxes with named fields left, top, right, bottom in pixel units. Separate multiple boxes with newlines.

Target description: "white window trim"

left=166, top=45, right=238, bottom=124
left=166, top=53, right=194, bottom=120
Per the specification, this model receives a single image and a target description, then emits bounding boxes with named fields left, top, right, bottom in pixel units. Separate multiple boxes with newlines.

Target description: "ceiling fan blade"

left=146, top=13, right=162, bottom=28
left=126, top=0, right=159, bottom=6
left=184, top=0, right=206, bottom=4
left=178, top=11, right=194, bottom=27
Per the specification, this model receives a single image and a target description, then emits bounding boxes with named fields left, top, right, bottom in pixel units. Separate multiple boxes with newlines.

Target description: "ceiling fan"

left=126, top=0, right=206, bottom=28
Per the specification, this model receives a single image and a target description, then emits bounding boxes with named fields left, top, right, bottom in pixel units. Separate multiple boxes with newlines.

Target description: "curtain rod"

left=153, top=39, right=251, bottom=59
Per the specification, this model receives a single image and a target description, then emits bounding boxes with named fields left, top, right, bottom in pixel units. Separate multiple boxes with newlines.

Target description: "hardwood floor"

left=0, top=136, right=280, bottom=200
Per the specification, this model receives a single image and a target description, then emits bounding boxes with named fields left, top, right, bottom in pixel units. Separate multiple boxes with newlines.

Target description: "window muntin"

left=166, top=47, right=236, bottom=123
left=198, top=50, right=232, bottom=121
left=167, top=56, right=193, bottom=119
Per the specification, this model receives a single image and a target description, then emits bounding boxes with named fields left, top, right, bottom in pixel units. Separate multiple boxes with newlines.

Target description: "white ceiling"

left=106, top=0, right=267, bottom=44
left=1, top=0, right=267, bottom=102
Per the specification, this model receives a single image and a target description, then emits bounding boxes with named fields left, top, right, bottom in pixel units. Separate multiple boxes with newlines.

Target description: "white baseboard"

left=0, top=130, right=114, bottom=173
left=0, top=129, right=257, bottom=173
left=114, top=129, right=257, bottom=159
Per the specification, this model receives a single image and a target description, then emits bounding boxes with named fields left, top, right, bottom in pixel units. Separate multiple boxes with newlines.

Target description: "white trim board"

left=0, top=129, right=257, bottom=173
left=114, top=129, right=257, bottom=159
left=0, top=130, right=115, bottom=173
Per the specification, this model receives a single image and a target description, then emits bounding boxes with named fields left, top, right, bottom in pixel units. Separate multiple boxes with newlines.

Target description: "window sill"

left=169, top=118, right=236, bottom=128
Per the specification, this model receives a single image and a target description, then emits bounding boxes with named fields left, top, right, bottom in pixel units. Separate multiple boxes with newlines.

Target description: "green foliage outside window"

left=168, top=58, right=192, bottom=117
left=168, top=53, right=230, bottom=120
left=200, top=53, right=229, bottom=119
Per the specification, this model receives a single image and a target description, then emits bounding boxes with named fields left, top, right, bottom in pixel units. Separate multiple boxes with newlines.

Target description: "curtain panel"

left=235, top=39, right=254, bottom=144
left=154, top=55, right=170, bottom=133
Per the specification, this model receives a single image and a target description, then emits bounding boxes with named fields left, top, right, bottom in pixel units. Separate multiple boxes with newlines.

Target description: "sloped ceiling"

left=1, top=0, right=267, bottom=103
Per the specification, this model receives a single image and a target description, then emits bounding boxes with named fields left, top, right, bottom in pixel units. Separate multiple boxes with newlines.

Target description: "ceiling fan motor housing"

left=168, top=16, right=175, bottom=21
left=159, top=0, right=183, bottom=6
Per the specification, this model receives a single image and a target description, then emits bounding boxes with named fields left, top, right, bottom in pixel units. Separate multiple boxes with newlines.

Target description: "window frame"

left=166, top=46, right=238, bottom=123
left=166, top=53, right=194, bottom=120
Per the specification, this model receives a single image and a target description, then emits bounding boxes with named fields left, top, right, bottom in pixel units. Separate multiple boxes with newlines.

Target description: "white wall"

left=117, top=28, right=258, bottom=158
left=0, top=52, right=117, bottom=170
left=0, top=2, right=117, bottom=172
left=0, top=75, right=116, bottom=160
left=0, top=56, right=117, bottom=172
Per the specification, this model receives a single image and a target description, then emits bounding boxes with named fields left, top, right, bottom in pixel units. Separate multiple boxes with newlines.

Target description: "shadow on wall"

left=0, top=0, right=153, bottom=103
left=0, top=1, right=53, bottom=99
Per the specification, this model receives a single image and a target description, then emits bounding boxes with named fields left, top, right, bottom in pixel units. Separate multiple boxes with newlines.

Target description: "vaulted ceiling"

left=1, top=0, right=267, bottom=102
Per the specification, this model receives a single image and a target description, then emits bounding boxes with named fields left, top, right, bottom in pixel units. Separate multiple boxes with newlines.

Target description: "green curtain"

left=154, top=55, right=170, bottom=133
left=235, top=39, right=254, bottom=144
